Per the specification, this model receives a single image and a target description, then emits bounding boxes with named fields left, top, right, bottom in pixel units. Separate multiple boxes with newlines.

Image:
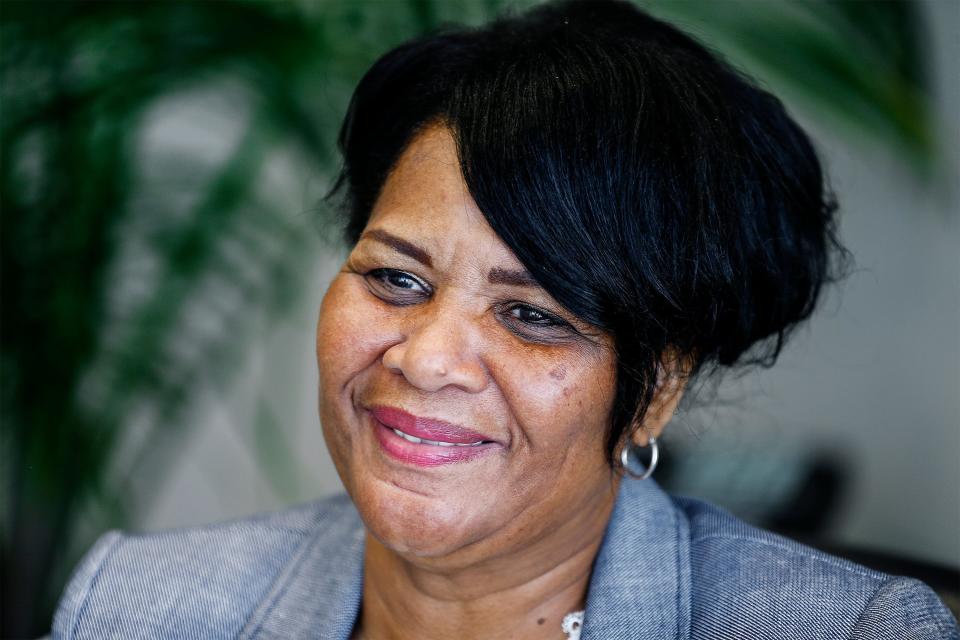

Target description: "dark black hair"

left=328, top=0, right=849, bottom=467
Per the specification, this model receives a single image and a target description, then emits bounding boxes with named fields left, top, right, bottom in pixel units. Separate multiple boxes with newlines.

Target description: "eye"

left=364, top=268, right=431, bottom=304
left=509, top=304, right=564, bottom=327
left=501, top=303, right=575, bottom=343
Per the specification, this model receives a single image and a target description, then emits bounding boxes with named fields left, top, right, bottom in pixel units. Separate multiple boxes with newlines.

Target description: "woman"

left=53, top=1, right=957, bottom=638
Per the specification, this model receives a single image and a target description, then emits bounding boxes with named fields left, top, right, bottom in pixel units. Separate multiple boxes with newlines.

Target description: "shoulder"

left=52, top=493, right=362, bottom=640
left=673, top=496, right=959, bottom=639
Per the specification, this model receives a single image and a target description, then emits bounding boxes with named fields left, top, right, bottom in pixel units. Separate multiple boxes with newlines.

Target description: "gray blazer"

left=52, top=477, right=958, bottom=639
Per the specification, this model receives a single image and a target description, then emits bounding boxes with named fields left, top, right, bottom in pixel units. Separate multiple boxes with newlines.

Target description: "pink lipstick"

left=368, top=405, right=500, bottom=466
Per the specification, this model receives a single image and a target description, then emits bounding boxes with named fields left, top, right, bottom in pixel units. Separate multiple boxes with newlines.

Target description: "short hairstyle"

left=328, top=0, right=849, bottom=467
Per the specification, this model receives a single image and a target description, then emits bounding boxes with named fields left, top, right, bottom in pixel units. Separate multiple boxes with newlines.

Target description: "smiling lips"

left=368, top=405, right=500, bottom=466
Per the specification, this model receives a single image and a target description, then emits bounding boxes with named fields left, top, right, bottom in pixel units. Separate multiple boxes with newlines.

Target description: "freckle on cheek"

left=549, top=366, right=567, bottom=381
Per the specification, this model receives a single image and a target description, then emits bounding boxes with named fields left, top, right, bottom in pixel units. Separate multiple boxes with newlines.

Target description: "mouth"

left=386, top=426, right=489, bottom=447
left=366, top=405, right=501, bottom=467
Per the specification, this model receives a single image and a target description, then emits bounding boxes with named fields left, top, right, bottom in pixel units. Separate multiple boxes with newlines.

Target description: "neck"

left=354, top=479, right=619, bottom=640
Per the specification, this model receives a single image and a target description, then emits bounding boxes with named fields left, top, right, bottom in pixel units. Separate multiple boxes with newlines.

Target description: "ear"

left=630, top=350, right=690, bottom=447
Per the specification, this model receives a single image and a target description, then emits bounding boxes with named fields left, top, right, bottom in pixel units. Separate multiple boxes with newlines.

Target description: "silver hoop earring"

left=620, top=435, right=659, bottom=480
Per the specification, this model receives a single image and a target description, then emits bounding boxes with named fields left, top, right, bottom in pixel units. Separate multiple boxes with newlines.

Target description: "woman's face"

left=316, top=124, right=619, bottom=562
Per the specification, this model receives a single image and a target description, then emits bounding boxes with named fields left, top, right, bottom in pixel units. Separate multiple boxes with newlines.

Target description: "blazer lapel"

left=581, top=477, right=691, bottom=640
left=241, top=496, right=365, bottom=640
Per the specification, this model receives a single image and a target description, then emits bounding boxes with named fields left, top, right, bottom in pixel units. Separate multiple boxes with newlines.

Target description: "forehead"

left=365, top=125, right=521, bottom=270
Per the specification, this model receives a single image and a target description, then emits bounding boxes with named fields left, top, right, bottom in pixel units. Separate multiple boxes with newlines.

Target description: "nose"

left=382, top=306, right=488, bottom=394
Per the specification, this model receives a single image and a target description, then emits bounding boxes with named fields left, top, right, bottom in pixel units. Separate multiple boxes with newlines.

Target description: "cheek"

left=316, top=275, right=395, bottom=461
left=492, top=342, right=617, bottom=453
left=316, top=274, right=393, bottom=392
left=316, top=274, right=402, bottom=490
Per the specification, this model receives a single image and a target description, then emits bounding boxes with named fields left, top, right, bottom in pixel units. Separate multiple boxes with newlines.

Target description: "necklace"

left=561, top=610, right=585, bottom=640
left=351, top=609, right=586, bottom=639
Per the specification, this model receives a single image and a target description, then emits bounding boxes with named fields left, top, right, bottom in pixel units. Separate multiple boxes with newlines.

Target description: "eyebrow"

left=361, top=229, right=433, bottom=267
left=360, top=228, right=539, bottom=288
left=486, top=267, right=540, bottom=288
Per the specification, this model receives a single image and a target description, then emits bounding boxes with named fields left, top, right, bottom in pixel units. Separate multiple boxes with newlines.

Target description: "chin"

left=355, top=476, right=483, bottom=558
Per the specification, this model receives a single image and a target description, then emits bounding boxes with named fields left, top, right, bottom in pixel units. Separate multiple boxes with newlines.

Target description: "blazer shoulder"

left=52, top=493, right=362, bottom=640
left=850, top=576, right=959, bottom=640
left=673, top=496, right=958, bottom=640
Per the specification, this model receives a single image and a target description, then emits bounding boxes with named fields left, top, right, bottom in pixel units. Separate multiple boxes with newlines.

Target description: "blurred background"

left=2, top=0, right=958, bottom=636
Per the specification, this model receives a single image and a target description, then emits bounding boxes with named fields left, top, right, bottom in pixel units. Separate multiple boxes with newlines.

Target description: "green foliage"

left=0, top=0, right=936, bottom=635
left=646, top=0, right=935, bottom=173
